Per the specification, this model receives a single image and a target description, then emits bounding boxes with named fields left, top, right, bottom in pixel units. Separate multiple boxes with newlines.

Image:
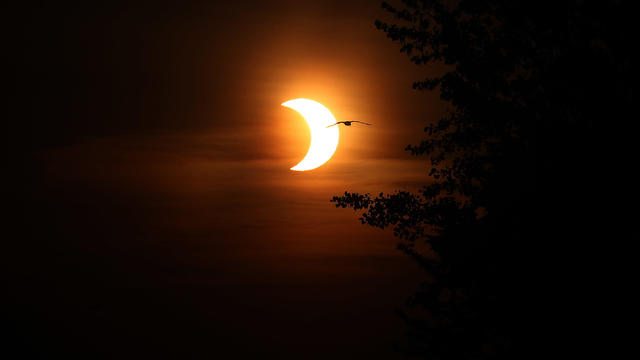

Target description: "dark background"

left=6, top=1, right=447, bottom=358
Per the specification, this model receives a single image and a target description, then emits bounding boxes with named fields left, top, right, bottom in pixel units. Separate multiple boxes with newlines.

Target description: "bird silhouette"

left=326, top=121, right=372, bottom=128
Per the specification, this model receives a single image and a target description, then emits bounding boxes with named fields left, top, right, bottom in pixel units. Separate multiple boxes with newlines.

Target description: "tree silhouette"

left=333, top=1, right=629, bottom=358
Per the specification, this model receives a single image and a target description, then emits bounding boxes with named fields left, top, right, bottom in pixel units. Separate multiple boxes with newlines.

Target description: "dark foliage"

left=333, top=1, right=630, bottom=358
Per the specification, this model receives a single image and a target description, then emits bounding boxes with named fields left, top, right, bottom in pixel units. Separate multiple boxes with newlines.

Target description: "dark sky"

left=8, top=1, right=446, bottom=358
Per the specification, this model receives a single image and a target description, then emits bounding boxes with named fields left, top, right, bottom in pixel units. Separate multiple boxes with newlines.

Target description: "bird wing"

left=352, top=121, right=372, bottom=125
left=326, top=121, right=346, bottom=128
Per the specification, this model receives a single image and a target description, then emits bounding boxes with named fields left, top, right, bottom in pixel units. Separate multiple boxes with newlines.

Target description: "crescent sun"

left=281, top=98, right=340, bottom=171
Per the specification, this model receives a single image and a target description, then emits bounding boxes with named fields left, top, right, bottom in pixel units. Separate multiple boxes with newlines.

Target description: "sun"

left=281, top=99, right=340, bottom=171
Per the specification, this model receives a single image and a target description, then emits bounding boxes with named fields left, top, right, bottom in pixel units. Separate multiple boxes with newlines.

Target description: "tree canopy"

left=333, top=0, right=628, bottom=358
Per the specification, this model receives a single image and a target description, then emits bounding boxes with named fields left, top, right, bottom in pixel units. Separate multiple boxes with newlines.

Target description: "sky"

left=8, top=1, right=447, bottom=358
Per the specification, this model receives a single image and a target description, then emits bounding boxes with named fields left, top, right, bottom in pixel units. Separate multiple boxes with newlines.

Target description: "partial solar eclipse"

left=282, top=98, right=339, bottom=171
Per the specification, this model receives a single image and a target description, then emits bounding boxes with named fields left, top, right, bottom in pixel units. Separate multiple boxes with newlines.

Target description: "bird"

left=326, top=121, right=372, bottom=128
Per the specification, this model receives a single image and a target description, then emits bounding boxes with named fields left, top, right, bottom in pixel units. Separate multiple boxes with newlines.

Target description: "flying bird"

left=326, top=121, right=372, bottom=128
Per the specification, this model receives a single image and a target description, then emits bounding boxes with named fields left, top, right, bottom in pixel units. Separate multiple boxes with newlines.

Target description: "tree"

left=333, top=1, right=628, bottom=358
